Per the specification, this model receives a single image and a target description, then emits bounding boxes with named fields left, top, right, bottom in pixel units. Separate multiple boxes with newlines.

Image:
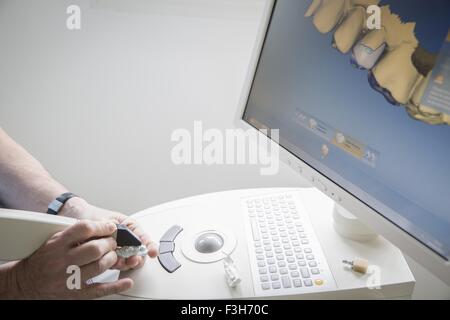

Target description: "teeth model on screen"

left=305, top=0, right=450, bottom=125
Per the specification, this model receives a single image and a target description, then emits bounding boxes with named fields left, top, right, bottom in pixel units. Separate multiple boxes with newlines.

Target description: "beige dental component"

left=342, top=258, right=369, bottom=274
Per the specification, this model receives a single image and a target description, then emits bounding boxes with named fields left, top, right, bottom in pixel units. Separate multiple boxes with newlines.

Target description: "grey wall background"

left=0, top=0, right=448, bottom=299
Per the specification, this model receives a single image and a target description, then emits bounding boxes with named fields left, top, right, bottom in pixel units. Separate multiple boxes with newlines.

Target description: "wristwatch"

left=47, top=192, right=79, bottom=215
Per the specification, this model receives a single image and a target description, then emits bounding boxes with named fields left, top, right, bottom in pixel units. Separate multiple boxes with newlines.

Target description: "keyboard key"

left=263, top=239, right=270, bottom=245
left=281, top=276, right=292, bottom=288
left=261, top=283, right=270, bottom=290
left=255, top=248, right=263, bottom=254
left=271, top=274, right=279, bottom=281
left=257, top=261, right=266, bottom=267
left=294, top=247, right=302, bottom=253
left=261, top=283, right=270, bottom=292
left=276, top=254, right=284, bottom=260
left=286, top=251, right=293, bottom=256
left=287, top=257, right=295, bottom=263
left=300, top=268, right=310, bottom=278
left=277, top=261, right=286, bottom=267
left=275, top=248, right=282, bottom=254
left=311, top=268, right=320, bottom=275
left=291, top=271, right=300, bottom=278
left=309, top=261, right=317, bottom=268
left=292, top=241, right=300, bottom=246
left=264, top=246, right=272, bottom=252
left=296, top=254, right=304, bottom=260
left=283, top=244, right=291, bottom=250
left=259, top=268, right=267, bottom=275
left=267, top=258, right=276, bottom=265
left=304, top=248, right=312, bottom=253
left=274, top=242, right=281, bottom=247
left=269, top=266, right=277, bottom=273
left=260, top=275, right=269, bottom=282
left=301, top=239, right=309, bottom=245
left=280, top=268, right=288, bottom=275
left=256, top=254, right=264, bottom=260
left=288, top=264, right=297, bottom=270
left=306, top=254, right=314, bottom=260
left=293, top=279, right=302, bottom=287
left=298, top=260, right=306, bottom=267
left=304, top=279, right=313, bottom=287
left=272, top=282, right=281, bottom=289
left=266, top=252, right=274, bottom=258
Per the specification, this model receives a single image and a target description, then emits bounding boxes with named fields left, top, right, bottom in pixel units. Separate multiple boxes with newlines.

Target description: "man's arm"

left=0, top=127, right=158, bottom=298
left=0, top=127, right=67, bottom=213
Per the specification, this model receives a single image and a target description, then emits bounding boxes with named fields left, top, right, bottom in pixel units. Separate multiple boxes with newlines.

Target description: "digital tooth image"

left=305, top=0, right=450, bottom=125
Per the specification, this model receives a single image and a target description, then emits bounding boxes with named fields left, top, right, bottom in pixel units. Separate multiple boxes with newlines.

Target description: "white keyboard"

left=243, top=191, right=337, bottom=297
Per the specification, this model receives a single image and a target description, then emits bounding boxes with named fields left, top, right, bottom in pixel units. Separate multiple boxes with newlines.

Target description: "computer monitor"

left=235, top=0, right=450, bottom=285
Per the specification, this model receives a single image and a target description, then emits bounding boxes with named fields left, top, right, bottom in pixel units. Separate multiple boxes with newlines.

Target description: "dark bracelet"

left=47, top=192, right=79, bottom=215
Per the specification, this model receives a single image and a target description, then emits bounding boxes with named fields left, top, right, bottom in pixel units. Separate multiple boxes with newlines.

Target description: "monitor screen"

left=243, top=0, right=450, bottom=259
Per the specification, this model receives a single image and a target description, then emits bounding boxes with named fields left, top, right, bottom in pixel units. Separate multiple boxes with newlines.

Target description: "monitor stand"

left=332, top=204, right=378, bottom=242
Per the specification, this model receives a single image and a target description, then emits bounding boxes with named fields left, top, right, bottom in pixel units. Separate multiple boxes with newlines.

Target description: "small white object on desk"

left=223, top=255, right=242, bottom=288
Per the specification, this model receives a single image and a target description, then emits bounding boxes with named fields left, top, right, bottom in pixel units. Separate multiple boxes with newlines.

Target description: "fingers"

left=126, top=256, right=143, bottom=269
left=80, top=278, right=133, bottom=299
left=68, top=237, right=117, bottom=266
left=62, top=220, right=117, bottom=247
left=147, top=242, right=159, bottom=258
left=81, top=250, right=118, bottom=283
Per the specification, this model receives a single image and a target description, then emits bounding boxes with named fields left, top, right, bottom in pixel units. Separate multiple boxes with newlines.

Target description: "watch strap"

left=47, top=192, right=78, bottom=215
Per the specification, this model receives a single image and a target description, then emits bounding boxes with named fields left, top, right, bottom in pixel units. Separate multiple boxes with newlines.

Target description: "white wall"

left=0, top=0, right=448, bottom=299
left=0, top=0, right=304, bottom=214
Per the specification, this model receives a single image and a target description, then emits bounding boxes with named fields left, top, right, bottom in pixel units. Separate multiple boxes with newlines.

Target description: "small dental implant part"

left=343, top=258, right=369, bottom=274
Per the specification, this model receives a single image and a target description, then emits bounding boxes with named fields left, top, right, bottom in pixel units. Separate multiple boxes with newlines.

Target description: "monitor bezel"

left=233, top=0, right=450, bottom=285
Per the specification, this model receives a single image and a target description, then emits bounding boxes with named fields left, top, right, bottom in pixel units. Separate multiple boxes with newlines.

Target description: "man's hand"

left=59, top=197, right=158, bottom=271
left=10, top=220, right=133, bottom=299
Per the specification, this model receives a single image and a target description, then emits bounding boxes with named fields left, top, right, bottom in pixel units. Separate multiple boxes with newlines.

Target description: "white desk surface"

left=112, top=187, right=414, bottom=300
